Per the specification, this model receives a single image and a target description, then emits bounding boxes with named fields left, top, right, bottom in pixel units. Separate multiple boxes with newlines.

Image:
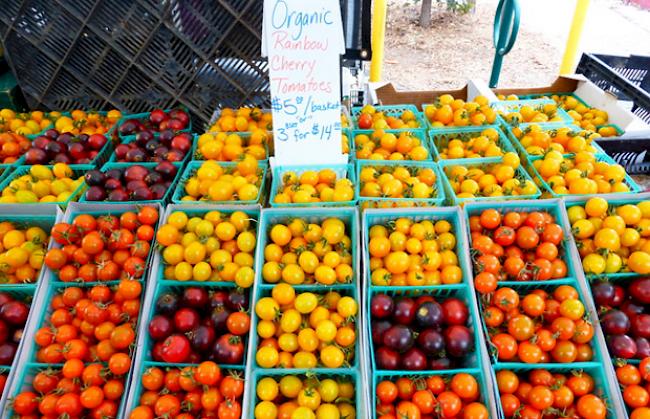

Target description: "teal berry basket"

left=269, top=163, right=357, bottom=208
left=355, top=160, right=445, bottom=209
left=0, top=211, right=59, bottom=287
left=139, top=281, right=251, bottom=368
left=115, top=108, right=192, bottom=141
left=438, top=156, right=541, bottom=206
left=26, top=130, right=115, bottom=170
left=255, top=207, right=359, bottom=288
left=157, top=205, right=260, bottom=285
left=351, top=105, right=427, bottom=130
left=518, top=92, right=582, bottom=99
left=128, top=363, right=245, bottom=416
left=251, top=370, right=361, bottom=417
left=528, top=153, right=641, bottom=199
left=80, top=161, right=184, bottom=204
left=503, top=121, right=606, bottom=162
left=367, top=286, right=484, bottom=373
left=564, top=196, right=650, bottom=283
left=491, top=364, right=615, bottom=419
left=595, top=123, right=624, bottom=135
left=6, top=362, right=133, bottom=419
left=5, top=279, right=145, bottom=419
left=463, top=199, right=580, bottom=285
left=171, top=160, right=267, bottom=205
left=0, top=164, right=15, bottom=186
left=427, top=125, right=516, bottom=162
left=19, top=279, right=145, bottom=366
left=362, top=206, right=472, bottom=289
left=108, top=133, right=194, bottom=164
left=372, top=369, right=491, bottom=419
left=505, top=94, right=625, bottom=134
left=421, top=102, right=498, bottom=131
left=191, top=131, right=270, bottom=163
left=477, top=278, right=608, bottom=370
left=0, top=164, right=91, bottom=207
left=56, top=110, right=121, bottom=138
left=51, top=202, right=162, bottom=285
left=0, top=285, right=39, bottom=404
left=249, top=283, right=359, bottom=373
left=491, top=98, right=574, bottom=126
left=350, top=129, right=434, bottom=161
left=342, top=127, right=353, bottom=161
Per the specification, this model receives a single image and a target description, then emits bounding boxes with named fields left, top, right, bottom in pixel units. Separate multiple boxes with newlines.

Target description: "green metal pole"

left=490, top=0, right=520, bottom=88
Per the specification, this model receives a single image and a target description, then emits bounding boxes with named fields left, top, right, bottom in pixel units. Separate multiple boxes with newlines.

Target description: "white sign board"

left=262, top=0, right=347, bottom=166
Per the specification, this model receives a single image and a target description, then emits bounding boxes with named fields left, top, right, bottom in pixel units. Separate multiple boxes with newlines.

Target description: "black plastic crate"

left=0, top=0, right=271, bottom=124
left=595, top=53, right=650, bottom=94
left=0, top=0, right=371, bottom=124
left=577, top=53, right=650, bottom=123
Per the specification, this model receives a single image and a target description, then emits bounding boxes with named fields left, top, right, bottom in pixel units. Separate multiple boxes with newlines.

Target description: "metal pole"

left=490, top=0, right=520, bottom=88
left=560, top=0, right=591, bottom=75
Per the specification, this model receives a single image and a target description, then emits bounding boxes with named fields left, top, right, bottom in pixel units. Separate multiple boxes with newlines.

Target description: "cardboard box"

left=492, top=75, right=648, bottom=132
left=373, top=79, right=497, bottom=109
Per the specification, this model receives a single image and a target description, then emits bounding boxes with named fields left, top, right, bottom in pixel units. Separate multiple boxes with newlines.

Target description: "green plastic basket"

left=422, top=102, right=500, bottom=131
left=478, top=279, right=607, bottom=370
left=251, top=370, right=362, bottom=417
left=0, top=165, right=15, bottom=186
left=139, top=281, right=251, bottom=368
left=372, top=369, right=491, bottom=419
left=6, top=279, right=145, bottom=418
left=20, top=279, right=144, bottom=366
left=491, top=98, right=573, bottom=127
left=0, top=284, right=35, bottom=359
left=350, top=129, right=434, bottom=161
left=492, top=364, right=615, bottom=419
left=6, top=362, right=132, bottom=418
left=191, top=131, right=270, bottom=163
left=249, top=283, right=359, bottom=372
left=355, top=160, right=446, bottom=209
left=595, top=123, right=625, bottom=136
left=26, top=130, right=115, bottom=169
left=255, top=207, right=359, bottom=288
left=564, top=196, right=650, bottom=283
left=80, top=161, right=184, bottom=204
left=171, top=160, right=267, bottom=205
left=249, top=284, right=363, bottom=374
left=50, top=203, right=162, bottom=285
left=518, top=93, right=625, bottom=132
left=108, top=133, right=194, bottom=164
left=518, top=92, right=584, bottom=101
left=54, top=110, right=121, bottom=138
left=0, top=285, right=39, bottom=404
left=342, top=127, right=353, bottom=161
left=438, top=156, right=541, bottom=206
left=157, top=205, right=260, bottom=285
left=528, top=153, right=641, bottom=198
left=463, top=199, right=580, bottom=283
left=269, top=163, right=357, bottom=208
left=351, top=105, right=426, bottom=130
left=504, top=121, right=606, bottom=161
left=128, top=363, right=245, bottom=416
left=362, top=207, right=472, bottom=289
left=0, top=164, right=91, bottom=207
left=115, top=109, right=192, bottom=141
left=0, top=212, right=58, bottom=287
left=428, top=125, right=516, bottom=162
left=367, top=286, right=484, bottom=374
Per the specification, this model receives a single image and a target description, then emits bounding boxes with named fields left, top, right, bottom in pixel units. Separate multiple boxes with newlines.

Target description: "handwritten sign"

left=262, top=0, right=347, bottom=165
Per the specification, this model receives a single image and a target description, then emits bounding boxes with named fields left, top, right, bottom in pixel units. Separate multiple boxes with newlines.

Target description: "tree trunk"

left=420, top=0, right=432, bottom=27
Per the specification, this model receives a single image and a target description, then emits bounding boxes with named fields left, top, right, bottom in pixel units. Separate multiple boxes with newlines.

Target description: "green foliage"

left=412, top=0, right=475, bottom=15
